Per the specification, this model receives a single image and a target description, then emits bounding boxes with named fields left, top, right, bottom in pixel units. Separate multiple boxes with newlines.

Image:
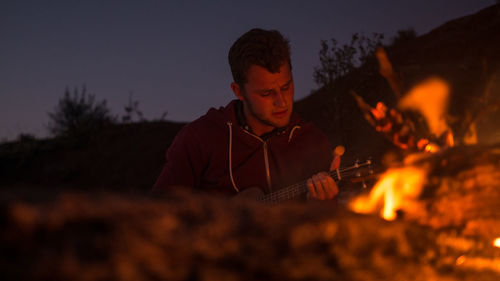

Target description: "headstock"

left=332, top=158, right=374, bottom=187
left=345, top=158, right=381, bottom=188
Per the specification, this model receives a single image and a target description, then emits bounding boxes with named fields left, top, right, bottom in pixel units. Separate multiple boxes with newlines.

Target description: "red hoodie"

left=153, top=100, right=332, bottom=198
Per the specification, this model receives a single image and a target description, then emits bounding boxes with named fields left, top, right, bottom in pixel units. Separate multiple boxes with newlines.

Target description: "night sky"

left=0, top=0, right=494, bottom=141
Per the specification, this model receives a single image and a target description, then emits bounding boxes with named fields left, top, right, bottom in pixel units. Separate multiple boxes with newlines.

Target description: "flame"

left=456, top=255, right=466, bottom=266
left=376, top=48, right=402, bottom=98
left=424, top=143, right=440, bottom=153
left=494, top=237, right=500, bottom=248
left=399, top=77, right=450, bottom=137
left=350, top=166, right=427, bottom=221
left=455, top=256, right=500, bottom=273
left=445, top=130, right=454, bottom=147
left=463, top=122, right=478, bottom=145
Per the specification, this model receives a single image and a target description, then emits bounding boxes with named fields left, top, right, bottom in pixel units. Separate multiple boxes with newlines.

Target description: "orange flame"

left=350, top=166, right=427, bottom=221
left=494, top=238, right=500, bottom=248
left=399, top=77, right=450, bottom=138
left=463, top=122, right=478, bottom=145
left=424, top=143, right=440, bottom=153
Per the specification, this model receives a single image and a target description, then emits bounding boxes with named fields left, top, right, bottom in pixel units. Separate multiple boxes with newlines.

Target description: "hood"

left=205, top=99, right=306, bottom=139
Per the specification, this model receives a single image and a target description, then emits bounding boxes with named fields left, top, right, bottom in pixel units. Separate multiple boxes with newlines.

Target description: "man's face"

left=231, top=63, right=294, bottom=136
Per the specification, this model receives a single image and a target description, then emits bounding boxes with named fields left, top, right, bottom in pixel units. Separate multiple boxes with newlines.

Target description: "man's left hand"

left=306, top=172, right=338, bottom=200
left=306, top=153, right=341, bottom=200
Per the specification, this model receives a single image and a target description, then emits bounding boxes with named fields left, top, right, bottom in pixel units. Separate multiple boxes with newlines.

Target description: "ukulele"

left=234, top=159, right=374, bottom=205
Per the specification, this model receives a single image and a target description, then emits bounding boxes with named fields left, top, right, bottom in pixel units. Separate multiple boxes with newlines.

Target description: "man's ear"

left=231, top=82, right=244, bottom=101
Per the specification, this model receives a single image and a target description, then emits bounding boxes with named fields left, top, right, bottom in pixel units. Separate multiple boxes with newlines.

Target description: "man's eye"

left=260, top=91, right=272, bottom=97
left=281, top=86, right=290, bottom=91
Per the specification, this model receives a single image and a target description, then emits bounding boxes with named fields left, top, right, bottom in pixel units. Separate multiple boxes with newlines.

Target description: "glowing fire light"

left=456, top=255, right=466, bottom=266
left=350, top=166, right=427, bottom=221
left=494, top=238, right=500, bottom=248
left=399, top=77, right=450, bottom=138
left=424, top=143, right=440, bottom=153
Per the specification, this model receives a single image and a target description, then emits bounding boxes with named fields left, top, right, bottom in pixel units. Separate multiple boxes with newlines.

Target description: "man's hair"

left=228, top=28, right=291, bottom=86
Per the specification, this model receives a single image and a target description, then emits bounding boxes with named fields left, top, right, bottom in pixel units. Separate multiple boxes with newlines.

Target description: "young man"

left=153, top=28, right=338, bottom=201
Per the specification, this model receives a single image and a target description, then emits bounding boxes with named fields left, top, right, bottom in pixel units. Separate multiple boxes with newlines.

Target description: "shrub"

left=122, top=94, right=144, bottom=123
left=390, top=28, right=417, bottom=47
left=313, top=32, right=384, bottom=87
left=17, top=133, right=36, bottom=142
left=121, top=94, right=168, bottom=123
left=48, top=85, right=115, bottom=137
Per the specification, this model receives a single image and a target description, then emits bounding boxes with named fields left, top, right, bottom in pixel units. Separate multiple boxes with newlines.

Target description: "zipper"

left=242, top=130, right=273, bottom=191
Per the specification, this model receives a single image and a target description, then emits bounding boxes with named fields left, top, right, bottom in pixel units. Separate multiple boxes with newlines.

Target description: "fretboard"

left=257, top=162, right=370, bottom=204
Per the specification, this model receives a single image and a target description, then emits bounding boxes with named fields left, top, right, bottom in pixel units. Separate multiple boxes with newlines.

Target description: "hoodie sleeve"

left=152, top=124, right=205, bottom=192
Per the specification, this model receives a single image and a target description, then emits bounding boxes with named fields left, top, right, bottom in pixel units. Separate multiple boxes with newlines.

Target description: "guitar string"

left=269, top=170, right=362, bottom=203
left=267, top=169, right=352, bottom=200
left=259, top=167, right=365, bottom=203
left=261, top=170, right=348, bottom=203
left=261, top=173, right=339, bottom=203
left=276, top=170, right=356, bottom=201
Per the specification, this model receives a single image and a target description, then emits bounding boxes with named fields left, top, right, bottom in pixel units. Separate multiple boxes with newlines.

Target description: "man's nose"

left=274, top=91, right=287, bottom=107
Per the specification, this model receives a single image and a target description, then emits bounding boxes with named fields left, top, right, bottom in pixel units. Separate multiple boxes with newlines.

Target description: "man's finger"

left=307, top=178, right=317, bottom=198
left=312, top=174, right=326, bottom=200
left=318, top=173, right=336, bottom=199
left=324, top=176, right=338, bottom=199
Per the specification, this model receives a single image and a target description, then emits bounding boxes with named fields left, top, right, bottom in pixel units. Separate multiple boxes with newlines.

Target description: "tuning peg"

left=366, top=157, right=372, bottom=165
left=367, top=157, right=374, bottom=174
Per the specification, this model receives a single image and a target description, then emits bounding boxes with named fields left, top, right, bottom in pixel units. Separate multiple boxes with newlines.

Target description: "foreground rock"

left=1, top=185, right=499, bottom=281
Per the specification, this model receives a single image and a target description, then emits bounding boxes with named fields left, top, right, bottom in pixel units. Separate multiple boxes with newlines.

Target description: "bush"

left=17, top=133, right=36, bottom=142
left=48, top=86, right=115, bottom=137
left=122, top=94, right=144, bottom=123
left=390, top=28, right=417, bottom=47
left=313, top=32, right=384, bottom=87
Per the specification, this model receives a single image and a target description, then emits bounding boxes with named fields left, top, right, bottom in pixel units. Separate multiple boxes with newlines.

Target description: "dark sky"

left=0, top=0, right=495, bottom=141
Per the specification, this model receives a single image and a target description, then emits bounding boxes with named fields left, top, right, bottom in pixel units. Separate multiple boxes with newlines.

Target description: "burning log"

left=351, top=76, right=454, bottom=152
left=399, top=145, right=500, bottom=235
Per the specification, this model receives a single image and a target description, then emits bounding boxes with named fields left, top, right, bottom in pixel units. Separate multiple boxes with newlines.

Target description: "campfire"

left=345, top=48, right=500, bottom=277
left=347, top=144, right=500, bottom=276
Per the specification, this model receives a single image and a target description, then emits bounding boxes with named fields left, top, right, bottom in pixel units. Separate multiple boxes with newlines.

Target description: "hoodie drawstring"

left=227, top=122, right=301, bottom=192
left=288, top=125, right=301, bottom=142
left=226, top=122, right=240, bottom=192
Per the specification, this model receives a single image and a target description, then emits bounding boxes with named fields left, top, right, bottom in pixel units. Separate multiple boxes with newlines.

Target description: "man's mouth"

left=273, top=109, right=288, bottom=118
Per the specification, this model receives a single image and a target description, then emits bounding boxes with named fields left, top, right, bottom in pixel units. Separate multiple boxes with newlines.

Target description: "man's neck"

left=244, top=114, right=274, bottom=137
left=235, top=100, right=285, bottom=139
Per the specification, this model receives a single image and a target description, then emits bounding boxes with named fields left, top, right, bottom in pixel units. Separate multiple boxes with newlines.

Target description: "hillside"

left=0, top=121, right=185, bottom=197
left=295, top=3, right=500, bottom=163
